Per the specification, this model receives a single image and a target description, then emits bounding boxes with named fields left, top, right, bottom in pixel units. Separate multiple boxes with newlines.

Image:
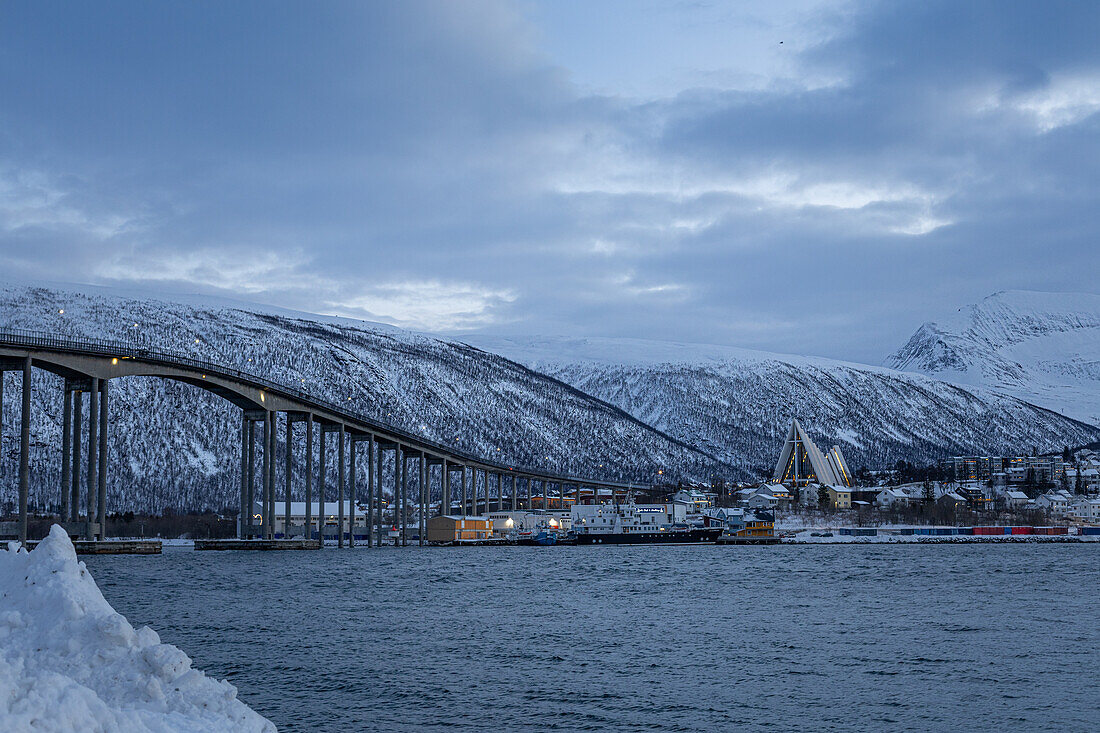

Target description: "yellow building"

left=827, top=486, right=851, bottom=509
left=426, top=515, right=493, bottom=543
left=737, top=516, right=774, bottom=538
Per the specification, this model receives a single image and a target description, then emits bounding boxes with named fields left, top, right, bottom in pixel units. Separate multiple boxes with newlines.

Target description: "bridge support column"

left=18, top=356, right=31, bottom=546
left=419, top=452, right=426, bottom=546
left=442, top=460, right=450, bottom=517
left=239, top=412, right=248, bottom=539
left=60, top=387, right=72, bottom=523
left=497, top=473, right=503, bottom=512
left=337, top=425, right=345, bottom=549
left=96, top=381, right=107, bottom=541
left=285, top=418, right=293, bottom=538
left=399, top=447, right=407, bottom=547
left=348, top=433, right=356, bottom=548
left=85, top=377, right=98, bottom=542
left=263, top=411, right=273, bottom=540
left=366, top=435, right=374, bottom=547
left=462, top=465, right=468, bottom=517
left=374, top=442, right=383, bottom=546
left=246, top=419, right=255, bottom=537
left=318, top=426, right=326, bottom=545
left=305, top=415, right=313, bottom=544
left=70, top=390, right=82, bottom=523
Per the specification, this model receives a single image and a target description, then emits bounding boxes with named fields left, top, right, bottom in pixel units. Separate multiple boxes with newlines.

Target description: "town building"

left=1070, top=497, right=1100, bottom=522
left=826, top=485, right=851, bottom=510
left=254, top=501, right=368, bottom=540
left=772, top=419, right=853, bottom=487
left=426, top=515, right=493, bottom=543
left=875, top=488, right=910, bottom=508
left=1036, top=490, right=1072, bottom=516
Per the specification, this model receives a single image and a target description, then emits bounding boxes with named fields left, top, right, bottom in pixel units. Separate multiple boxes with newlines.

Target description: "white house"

left=1036, top=491, right=1071, bottom=516
left=745, top=491, right=780, bottom=510
left=1004, top=490, right=1030, bottom=508
left=673, top=489, right=712, bottom=511
left=876, top=488, right=909, bottom=508
left=1069, top=497, right=1100, bottom=522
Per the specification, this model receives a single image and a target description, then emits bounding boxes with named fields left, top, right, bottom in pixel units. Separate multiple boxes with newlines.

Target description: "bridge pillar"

left=401, top=447, right=408, bottom=547
left=462, top=465, right=469, bottom=517
left=71, top=389, right=82, bottom=524
left=337, top=424, right=345, bottom=549
left=285, top=418, right=293, bottom=539
left=374, top=441, right=383, bottom=547
left=419, top=452, right=426, bottom=546
left=60, top=387, right=72, bottom=523
left=393, top=445, right=402, bottom=546
left=497, top=472, right=503, bottom=512
left=264, top=411, right=274, bottom=540
left=96, top=381, right=107, bottom=541
left=318, top=426, right=326, bottom=546
left=305, top=416, right=313, bottom=544
left=239, top=412, right=248, bottom=539
left=261, top=413, right=269, bottom=539
left=246, top=418, right=256, bottom=538
left=366, top=435, right=374, bottom=547
left=442, top=460, right=450, bottom=517
left=18, top=356, right=31, bottom=546
left=85, top=377, right=98, bottom=542
left=348, top=432, right=356, bottom=549
left=511, top=475, right=517, bottom=512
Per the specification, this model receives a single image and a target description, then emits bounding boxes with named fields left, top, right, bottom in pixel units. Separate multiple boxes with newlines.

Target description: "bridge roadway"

left=0, top=329, right=647, bottom=547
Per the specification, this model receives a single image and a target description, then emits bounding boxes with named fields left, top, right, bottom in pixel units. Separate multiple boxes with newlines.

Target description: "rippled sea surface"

left=86, top=544, right=1099, bottom=732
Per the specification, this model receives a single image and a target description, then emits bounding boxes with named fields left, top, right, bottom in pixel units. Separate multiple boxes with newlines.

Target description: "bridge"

left=0, top=329, right=649, bottom=547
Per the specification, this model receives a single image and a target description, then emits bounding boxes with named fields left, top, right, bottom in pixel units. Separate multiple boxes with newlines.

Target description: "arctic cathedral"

left=772, top=419, right=854, bottom=487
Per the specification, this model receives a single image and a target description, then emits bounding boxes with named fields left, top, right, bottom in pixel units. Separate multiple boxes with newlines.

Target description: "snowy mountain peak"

left=887, top=289, right=1100, bottom=425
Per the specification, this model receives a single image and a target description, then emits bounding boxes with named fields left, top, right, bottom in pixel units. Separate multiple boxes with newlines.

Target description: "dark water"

left=85, top=545, right=1099, bottom=732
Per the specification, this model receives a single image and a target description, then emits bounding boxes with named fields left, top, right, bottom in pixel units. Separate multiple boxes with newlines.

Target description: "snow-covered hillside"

left=0, top=285, right=724, bottom=514
left=462, top=334, right=1100, bottom=475
left=888, top=290, right=1100, bottom=425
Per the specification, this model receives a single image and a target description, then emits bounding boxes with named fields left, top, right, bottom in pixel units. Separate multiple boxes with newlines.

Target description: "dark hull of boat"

left=573, top=528, right=722, bottom=544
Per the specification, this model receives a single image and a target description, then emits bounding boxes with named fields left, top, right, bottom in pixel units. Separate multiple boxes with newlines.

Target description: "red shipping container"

left=1051, top=527, right=1068, bottom=535
left=1011, top=526, right=1032, bottom=535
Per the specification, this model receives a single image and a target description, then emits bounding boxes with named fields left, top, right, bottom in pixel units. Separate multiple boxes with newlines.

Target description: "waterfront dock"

left=23, top=539, right=163, bottom=555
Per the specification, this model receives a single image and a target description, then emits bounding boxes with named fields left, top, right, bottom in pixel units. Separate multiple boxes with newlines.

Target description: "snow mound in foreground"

left=0, top=525, right=275, bottom=732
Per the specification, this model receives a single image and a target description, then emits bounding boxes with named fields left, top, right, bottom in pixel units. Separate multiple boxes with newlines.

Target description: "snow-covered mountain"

left=461, top=333, right=1100, bottom=475
left=0, top=285, right=725, bottom=513
left=887, top=290, right=1100, bottom=425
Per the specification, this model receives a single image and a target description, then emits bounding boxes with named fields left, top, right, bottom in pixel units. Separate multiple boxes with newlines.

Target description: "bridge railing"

left=0, top=327, right=645, bottom=489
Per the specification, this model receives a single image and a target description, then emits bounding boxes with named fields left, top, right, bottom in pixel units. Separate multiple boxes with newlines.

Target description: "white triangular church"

left=772, top=419, right=853, bottom=487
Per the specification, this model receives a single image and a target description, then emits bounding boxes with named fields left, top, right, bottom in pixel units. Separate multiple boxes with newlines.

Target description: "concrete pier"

left=419, top=451, right=426, bottom=546
left=18, top=356, right=31, bottom=545
left=318, top=425, right=326, bottom=543
left=97, top=380, right=108, bottom=540
left=304, top=415, right=314, bottom=544
left=24, top=538, right=163, bottom=555
left=60, top=388, right=71, bottom=523
left=85, top=377, right=98, bottom=542
left=366, top=434, right=374, bottom=547
left=71, top=388, right=82, bottom=523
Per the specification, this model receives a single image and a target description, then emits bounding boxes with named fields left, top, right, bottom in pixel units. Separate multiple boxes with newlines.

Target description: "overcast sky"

left=2, top=1, right=1099, bottom=363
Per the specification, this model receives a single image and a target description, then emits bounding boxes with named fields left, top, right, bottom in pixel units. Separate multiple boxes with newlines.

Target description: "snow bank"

left=0, top=525, right=275, bottom=732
